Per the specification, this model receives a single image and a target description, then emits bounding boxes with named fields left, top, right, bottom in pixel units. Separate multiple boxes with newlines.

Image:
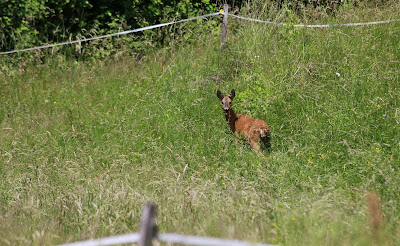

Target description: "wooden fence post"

left=220, top=4, right=229, bottom=49
left=138, top=203, right=157, bottom=246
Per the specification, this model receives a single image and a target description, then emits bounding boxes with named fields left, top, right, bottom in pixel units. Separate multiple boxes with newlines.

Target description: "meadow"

left=1, top=1, right=400, bottom=245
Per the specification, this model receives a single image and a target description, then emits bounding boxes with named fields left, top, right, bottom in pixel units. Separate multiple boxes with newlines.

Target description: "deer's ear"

left=229, top=89, right=235, bottom=100
left=217, top=90, right=224, bottom=100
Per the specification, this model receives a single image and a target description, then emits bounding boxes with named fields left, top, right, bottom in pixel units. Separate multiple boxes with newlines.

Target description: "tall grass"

left=1, top=1, right=400, bottom=245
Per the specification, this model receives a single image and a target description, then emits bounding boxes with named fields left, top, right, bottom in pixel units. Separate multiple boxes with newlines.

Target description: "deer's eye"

left=229, top=102, right=232, bottom=105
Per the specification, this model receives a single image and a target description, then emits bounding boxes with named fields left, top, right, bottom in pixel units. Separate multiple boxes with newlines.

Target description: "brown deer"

left=217, top=89, right=271, bottom=155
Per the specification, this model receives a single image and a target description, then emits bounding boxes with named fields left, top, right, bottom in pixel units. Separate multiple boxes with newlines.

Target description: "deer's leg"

left=250, top=140, right=263, bottom=156
left=261, top=135, right=271, bottom=152
left=233, top=132, right=241, bottom=145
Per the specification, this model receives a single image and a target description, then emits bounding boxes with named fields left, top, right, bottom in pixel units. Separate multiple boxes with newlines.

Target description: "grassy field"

left=1, top=2, right=400, bottom=245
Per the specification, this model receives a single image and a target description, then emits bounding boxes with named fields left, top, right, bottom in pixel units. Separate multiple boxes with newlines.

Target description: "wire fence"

left=58, top=233, right=276, bottom=246
left=227, top=13, right=400, bottom=27
left=1, top=8, right=399, bottom=55
left=0, top=12, right=220, bottom=55
left=57, top=203, right=276, bottom=246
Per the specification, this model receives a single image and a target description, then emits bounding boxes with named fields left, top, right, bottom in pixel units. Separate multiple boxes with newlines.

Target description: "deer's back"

left=235, top=114, right=270, bottom=140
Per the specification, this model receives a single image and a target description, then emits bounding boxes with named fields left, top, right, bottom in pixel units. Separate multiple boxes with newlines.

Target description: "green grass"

left=1, top=2, right=400, bottom=245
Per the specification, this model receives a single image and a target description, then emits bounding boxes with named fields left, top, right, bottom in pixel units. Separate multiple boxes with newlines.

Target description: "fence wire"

left=157, top=233, right=275, bottom=246
left=0, top=12, right=220, bottom=55
left=57, top=233, right=140, bottom=246
left=227, top=13, right=400, bottom=27
left=57, top=232, right=275, bottom=246
left=1, top=11, right=399, bottom=55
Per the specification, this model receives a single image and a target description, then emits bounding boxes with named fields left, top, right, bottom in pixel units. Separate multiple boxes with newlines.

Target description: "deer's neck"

left=225, top=108, right=238, bottom=132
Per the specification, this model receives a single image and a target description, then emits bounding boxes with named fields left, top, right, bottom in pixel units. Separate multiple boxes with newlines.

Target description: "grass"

left=1, top=1, right=400, bottom=245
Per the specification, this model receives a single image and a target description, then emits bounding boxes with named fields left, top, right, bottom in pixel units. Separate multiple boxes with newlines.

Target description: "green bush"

left=0, top=1, right=218, bottom=55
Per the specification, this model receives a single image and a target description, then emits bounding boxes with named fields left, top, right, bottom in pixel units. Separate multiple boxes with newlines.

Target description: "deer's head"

left=217, top=89, right=235, bottom=116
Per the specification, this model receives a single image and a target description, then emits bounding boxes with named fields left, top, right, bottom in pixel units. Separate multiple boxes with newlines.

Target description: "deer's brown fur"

left=217, top=89, right=270, bottom=155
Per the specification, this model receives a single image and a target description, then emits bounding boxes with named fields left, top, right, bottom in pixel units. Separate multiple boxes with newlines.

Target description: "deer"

left=217, top=89, right=271, bottom=155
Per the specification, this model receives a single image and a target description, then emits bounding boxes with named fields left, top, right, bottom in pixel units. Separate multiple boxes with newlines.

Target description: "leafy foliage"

left=0, top=0, right=218, bottom=53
